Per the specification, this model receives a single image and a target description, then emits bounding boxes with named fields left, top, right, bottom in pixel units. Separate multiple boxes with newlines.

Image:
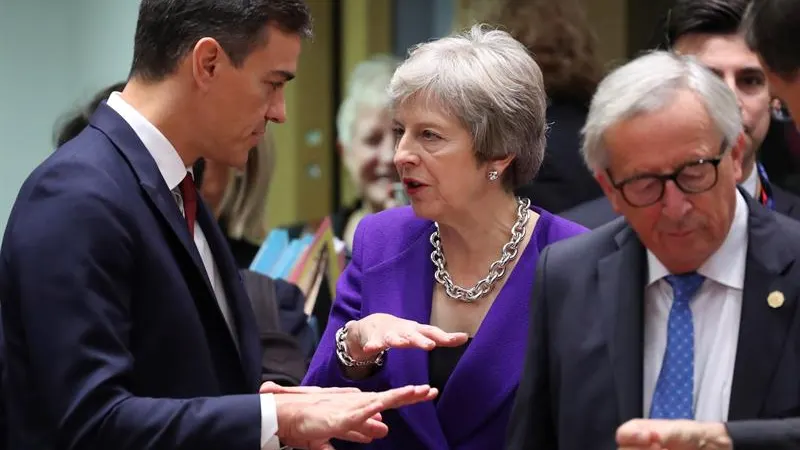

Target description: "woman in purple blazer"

left=303, top=24, right=587, bottom=450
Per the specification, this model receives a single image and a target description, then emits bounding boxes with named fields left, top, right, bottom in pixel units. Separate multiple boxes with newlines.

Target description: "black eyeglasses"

left=606, top=143, right=727, bottom=208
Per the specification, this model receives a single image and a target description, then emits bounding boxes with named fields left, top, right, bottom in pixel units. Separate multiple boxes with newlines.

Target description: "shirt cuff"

left=260, top=393, right=281, bottom=450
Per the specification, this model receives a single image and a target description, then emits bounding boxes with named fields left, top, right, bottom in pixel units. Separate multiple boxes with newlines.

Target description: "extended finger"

left=339, top=408, right=390, bottom=440
left=317, top=387, right=362, bottom=394
left=417, top=325, right=469, bottom=347
left=376, top=385, right=438, bottom=410
left=259, top=383, right=361, bottom=395
left=333, top=429, right=379, bottom=444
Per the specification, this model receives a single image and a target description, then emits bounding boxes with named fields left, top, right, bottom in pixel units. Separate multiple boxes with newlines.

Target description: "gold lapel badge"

left=768, top=291, right=785, bottom=309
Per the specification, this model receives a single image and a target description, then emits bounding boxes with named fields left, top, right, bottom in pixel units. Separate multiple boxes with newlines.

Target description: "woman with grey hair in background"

left=289, top=55, right=405, bottom=253
left=303, top=25, right=587, bottom=449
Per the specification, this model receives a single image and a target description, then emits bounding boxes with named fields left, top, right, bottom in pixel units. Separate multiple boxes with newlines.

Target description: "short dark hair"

left=130, top=0, right=313, bottom=81
left=54, top=81, right=127, bottom=147
left=662, top=0, right=751, bottom=48
left=744, top=0, right=800, bottom=79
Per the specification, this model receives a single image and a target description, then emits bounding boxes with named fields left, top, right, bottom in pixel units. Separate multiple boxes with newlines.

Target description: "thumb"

left=310, top=439, right=335, bottom=450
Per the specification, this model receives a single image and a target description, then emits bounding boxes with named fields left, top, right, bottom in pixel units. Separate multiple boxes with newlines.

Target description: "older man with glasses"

left=506, top=50, right=800, bottom=450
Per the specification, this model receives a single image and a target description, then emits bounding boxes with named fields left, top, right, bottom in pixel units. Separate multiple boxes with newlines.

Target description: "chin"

left=408, top=201, right=440, bottom=222
left=227, top=150, right=250, bottom=170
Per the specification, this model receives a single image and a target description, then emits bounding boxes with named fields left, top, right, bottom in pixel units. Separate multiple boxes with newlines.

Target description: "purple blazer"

left=303, top=206, right=587, bottom=449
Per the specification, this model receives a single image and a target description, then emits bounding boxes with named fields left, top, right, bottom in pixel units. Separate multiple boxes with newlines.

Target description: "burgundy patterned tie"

left=178, top=173, right=197, bottom=236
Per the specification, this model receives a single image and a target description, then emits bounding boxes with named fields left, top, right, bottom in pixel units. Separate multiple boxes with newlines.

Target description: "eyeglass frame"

left=605, top=141, right=729, bottom=208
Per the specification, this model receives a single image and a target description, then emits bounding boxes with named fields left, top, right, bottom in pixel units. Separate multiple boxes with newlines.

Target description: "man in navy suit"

left=507, top=50, right=800, bottom=450
left=0, top=1, right=435, bottom=449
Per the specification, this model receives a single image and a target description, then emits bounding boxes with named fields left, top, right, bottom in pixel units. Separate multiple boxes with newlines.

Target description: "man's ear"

left=595, top=171, right=625, bottom=214
left=191, top=37, right=224, bottom=89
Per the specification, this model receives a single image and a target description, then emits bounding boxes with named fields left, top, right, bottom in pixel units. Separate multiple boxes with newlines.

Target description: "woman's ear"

left=489, top=154, right=515, bottom=176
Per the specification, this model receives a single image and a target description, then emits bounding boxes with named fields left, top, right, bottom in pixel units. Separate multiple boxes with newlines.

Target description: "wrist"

left=335, top=321, right=386, bottom=367
left=702, top=422, right=733, bottom=450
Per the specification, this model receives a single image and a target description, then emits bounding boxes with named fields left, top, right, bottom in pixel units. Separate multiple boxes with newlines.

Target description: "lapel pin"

left=767, top=291, right=785, bottom=309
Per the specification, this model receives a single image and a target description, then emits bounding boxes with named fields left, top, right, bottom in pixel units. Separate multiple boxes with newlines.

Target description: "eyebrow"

left=737, top=67, right=765, bottom=76
left=706, top=66, right=764, bottom=76
left=395, top=120, right=445, bottom=130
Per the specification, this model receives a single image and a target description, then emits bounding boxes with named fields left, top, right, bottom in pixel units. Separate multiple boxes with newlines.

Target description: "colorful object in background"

left=250, top=217, right=345, bottom=314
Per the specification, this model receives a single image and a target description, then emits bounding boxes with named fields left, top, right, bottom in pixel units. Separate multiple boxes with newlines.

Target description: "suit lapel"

left=435, top=220, right=542, bottom=446
left=600, top=225, right=646, bottom=423
left=196, top=200, right=262, bottom=389
left=728, top=197, right=797, bottom=420
left=362, top=223, right=448, bottom=450
left=90, top=104, right=215, bottom=299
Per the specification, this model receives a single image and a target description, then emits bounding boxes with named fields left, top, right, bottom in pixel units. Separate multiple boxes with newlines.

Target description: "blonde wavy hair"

left=475, top=0, right=604, bottom=105
left=217, top=128, right=276, bottom=244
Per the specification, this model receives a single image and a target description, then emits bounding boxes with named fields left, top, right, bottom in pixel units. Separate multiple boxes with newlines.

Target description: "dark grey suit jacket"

left=507, top=194, right=800, bottom=450
left=240, top=270, right=308, bottom=386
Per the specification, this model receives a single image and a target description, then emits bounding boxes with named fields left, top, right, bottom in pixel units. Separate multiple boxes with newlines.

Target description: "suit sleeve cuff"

left=260, top=393, right=280, bottom=450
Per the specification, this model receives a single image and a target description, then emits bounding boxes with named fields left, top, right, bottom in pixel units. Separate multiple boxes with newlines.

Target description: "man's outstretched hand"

left=261, top=383, right=437, bottom=450
left=616, top=419, right=733, bottom=450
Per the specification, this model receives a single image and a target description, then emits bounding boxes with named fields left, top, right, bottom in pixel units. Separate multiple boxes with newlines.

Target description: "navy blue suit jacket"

left=0, top=103, right=264, bottom=449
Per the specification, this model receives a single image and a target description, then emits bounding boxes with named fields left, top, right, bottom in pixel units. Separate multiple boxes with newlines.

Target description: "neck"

left=436, top=191, right=522, bottom=282
left=121, top=77, right=198, bottom=167
left=741, top=156, right=757, bottom=185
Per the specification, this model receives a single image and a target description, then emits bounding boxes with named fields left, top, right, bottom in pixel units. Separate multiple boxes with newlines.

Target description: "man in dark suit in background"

left=507, top=50, right=800, bottom=450
left=747, top=1, right=800, bottom=128
left=0, top=1, right=436, bottom=449
left=562, top=0, right=800, bottom=229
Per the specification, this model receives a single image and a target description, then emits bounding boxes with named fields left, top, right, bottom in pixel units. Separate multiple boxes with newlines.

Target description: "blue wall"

left=0, top=0, right=139, bottom=235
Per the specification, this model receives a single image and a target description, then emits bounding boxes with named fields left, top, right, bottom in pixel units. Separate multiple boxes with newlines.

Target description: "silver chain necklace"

left=430, top=196, right=531, bottom=303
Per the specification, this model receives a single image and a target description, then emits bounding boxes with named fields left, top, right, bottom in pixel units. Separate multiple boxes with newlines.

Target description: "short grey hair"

left=388, top=24, right=547, bottom=189
left=581, top=50, right=743, bottom=172
left=336, top=54, right=401, bottom=148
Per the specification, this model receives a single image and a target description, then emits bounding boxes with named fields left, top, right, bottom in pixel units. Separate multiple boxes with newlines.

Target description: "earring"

left=488, top=170, right=499, bottom=181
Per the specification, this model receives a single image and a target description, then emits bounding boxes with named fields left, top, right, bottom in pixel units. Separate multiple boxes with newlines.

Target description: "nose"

left=724, top=74, right=745, bottom=111
left=660, top=180, right=692, bottom=220
left=393, top=133, right=419, bottom=168
left=264, top=91, right=287, bottom=124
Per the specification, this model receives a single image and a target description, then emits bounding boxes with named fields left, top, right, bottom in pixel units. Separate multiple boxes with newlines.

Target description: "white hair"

left=336, top=54, right=401, bottom=148
left=388, top=24, right=548, bottom=189
left=581, top=50, right=743, bottom=171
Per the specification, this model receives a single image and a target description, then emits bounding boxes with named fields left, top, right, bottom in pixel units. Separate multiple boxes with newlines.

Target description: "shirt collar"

left=647, top=190, right=748, bottom=290
left=106, top=92, right=188, bottom=191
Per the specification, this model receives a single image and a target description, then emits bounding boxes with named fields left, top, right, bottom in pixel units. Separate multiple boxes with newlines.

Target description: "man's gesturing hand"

left=273, top=384, right=438, bottom=450
left=616, top=419, right=733, bottom=450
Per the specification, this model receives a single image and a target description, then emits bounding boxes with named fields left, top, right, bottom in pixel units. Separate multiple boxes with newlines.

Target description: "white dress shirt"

left=643, top=190, right=748, bottom=421
left=107, top=93, right=280, bottom=450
